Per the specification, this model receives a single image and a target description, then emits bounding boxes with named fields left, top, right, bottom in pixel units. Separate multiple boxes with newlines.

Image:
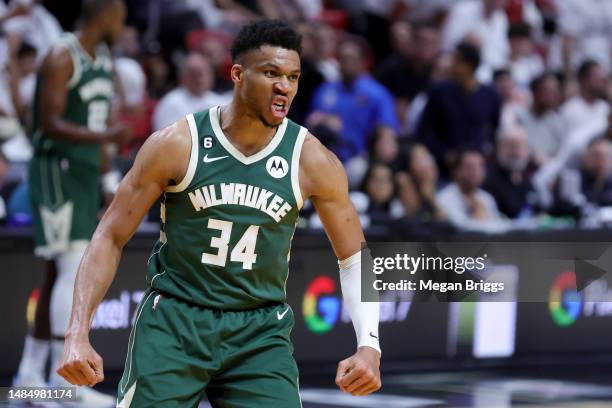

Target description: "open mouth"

left=271, top=100, right=288, bottom=118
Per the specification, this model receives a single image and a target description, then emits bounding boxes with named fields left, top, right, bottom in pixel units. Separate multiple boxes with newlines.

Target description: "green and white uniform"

left=117, top=106, right=307, bottom=407
left=29, top=32, right=113, bottom=258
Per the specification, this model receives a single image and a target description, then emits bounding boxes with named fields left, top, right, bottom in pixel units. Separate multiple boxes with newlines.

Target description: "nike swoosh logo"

left=370, top=332, right=378, bottom=339
left=277, top=307, right=290, bottom=320
left=203, top=154, right=228, bottom=163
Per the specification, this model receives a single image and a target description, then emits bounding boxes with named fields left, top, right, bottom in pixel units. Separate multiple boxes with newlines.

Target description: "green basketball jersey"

left=31, top=32, right=114, bottom=169
left=147, top=106, right=307, bottom=309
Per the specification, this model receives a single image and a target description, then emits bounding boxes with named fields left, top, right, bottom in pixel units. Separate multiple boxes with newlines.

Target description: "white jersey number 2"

left=201, top=218, right=259, bottom=270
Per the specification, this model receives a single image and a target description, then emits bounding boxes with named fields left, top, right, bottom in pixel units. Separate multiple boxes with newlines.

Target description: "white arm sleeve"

left=339, top=251, right=381, bottom=354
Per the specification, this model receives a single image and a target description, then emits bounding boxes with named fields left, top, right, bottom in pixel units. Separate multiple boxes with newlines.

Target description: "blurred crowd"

left=1, top=0, right=612, bottom=238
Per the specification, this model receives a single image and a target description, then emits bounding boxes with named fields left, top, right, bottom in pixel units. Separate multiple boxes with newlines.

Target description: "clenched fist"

left=57, top=337, right=105, bottom=387
left=335, top=346, right=381, bottom=396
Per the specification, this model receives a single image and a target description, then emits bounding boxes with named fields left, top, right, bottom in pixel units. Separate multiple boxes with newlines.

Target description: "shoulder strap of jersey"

left=290, top=122, right=307, bottom=209
left=57, top=33, right=82, bottom=89
left=165, top=114, right=199, bottom=194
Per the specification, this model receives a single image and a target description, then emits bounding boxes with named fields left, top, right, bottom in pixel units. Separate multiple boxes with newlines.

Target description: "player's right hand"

left=57, top=337, right=105, bottom=387
left=103, top=124, right=133, bottom=145
left=335, top=346, right=381, bottom=396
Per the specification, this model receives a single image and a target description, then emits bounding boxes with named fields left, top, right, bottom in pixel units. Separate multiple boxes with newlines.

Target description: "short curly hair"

left=231, top=20, right=302, bottom=62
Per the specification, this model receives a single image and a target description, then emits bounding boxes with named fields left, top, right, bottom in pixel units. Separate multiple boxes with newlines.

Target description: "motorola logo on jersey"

left=549, top=271, right=612, bottom=327
left=266, top=156, right=289, bottom=178
left=303, top=276, right=341, bottom=334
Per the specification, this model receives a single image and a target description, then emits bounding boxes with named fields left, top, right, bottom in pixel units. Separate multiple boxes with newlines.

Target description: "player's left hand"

left=335, top=346, right=381, bottom=396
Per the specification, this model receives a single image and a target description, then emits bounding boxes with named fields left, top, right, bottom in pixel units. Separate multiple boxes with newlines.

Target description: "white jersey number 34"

left=201, top=218, right=259, bottom=270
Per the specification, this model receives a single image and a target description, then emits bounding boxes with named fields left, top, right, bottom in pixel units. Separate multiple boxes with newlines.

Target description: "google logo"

left=549, top=271, right=583, bottom=327
left=303, top=276, right=341, bottom=334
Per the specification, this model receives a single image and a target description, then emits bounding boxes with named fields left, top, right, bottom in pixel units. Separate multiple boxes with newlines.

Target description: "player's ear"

left=230, top=64, right=244, bottom=84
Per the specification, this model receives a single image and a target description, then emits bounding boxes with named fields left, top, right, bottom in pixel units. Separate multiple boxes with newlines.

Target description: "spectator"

left=416, top=42, right=501, bottom=177
left=312, top=22, right=340, bottom=82
left=153, top=53, right=230, bottom=130
left=350, top=162, right=403, bottom=228
left=361, top=163, right=400, bottom=226
left=493, top=68, right=526, bottom=127
left=554, top=0, right=612, bottom=75
left=507, top=21, right=544, bottom=89
left=193, top=31, right=234, bottom=93
left=560, top=60, right=610, bottom=136
left=483, top=126, right=537, bottom=218
left=516, top=73, right=564, bottom=165
left=405, top=50, right=454, bottom=134
left=376, top=22, right=440, bottom=133
left=254, top=0, right=322, bottom=22
left=437, top=150, right=508, bottom=232
left=533, top=107, right=612, bottom=210
left=308, top=37, right=399, bottom=162
left=10, top=42, right=37, bottom=122
left=216, top=0, right=304, bottom=21
left=0, top=1, right=32, bottom=28
left=403, top=0, right=452, bottom=25
left=0, top=42, right=37, bottom=163
left=554, top=137, right=612, bottom=218
left=0, top=41, right=37, bottom=118
left=441, top=0, right=510, bottom=79
left=396, top=144, right=445, bottom=223
left=580, top=137, right=612, bottom=207
left=308, top=161, right=403, bottom=230
left=185, top=0, right=256, bottom=34
left=141, top=49, right=172, bottom=100
left=288, top=22, right=324, bottom=124
left=557, top=136, right=612, bottom=208
left=341, top=0, right=399, bottom=60
left=114, top=25, right=141, bottom=59
left=345, top=127, right=400, bottom=189
left=2, top=0, right=62, bottom=67
left=388, top=19, right=412, bottom=58
left=115, top=57, right=155, bottom=163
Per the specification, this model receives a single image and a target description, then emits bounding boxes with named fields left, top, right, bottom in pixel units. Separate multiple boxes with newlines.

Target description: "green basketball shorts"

left=116, top=289, right=301, bottom=408
left=29, top=154, right=100, bottom=258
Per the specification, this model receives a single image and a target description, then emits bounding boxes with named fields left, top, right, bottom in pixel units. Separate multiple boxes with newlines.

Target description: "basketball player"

left=58, top=20, right=381, bottom=407
left=15, top=0, right=129, bottom=405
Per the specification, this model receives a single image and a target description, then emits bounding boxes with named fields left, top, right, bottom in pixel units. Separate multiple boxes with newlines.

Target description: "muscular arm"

left=68, top=119, right=189, bottom=338
left=39, top=47, right=108, bottom=144
left=300, top=135, right=364, bottom=259
left=59, top=120, right=190, bottom=386
left=300, top=135, right=381, bottom=396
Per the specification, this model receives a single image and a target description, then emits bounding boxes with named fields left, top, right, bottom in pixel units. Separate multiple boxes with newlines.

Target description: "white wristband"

left=339, top=251, right=381, bottom=354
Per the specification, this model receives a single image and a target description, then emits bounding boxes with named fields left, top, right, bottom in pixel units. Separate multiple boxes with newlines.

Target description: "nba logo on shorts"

left=266, top=156, right=288, bottom=178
